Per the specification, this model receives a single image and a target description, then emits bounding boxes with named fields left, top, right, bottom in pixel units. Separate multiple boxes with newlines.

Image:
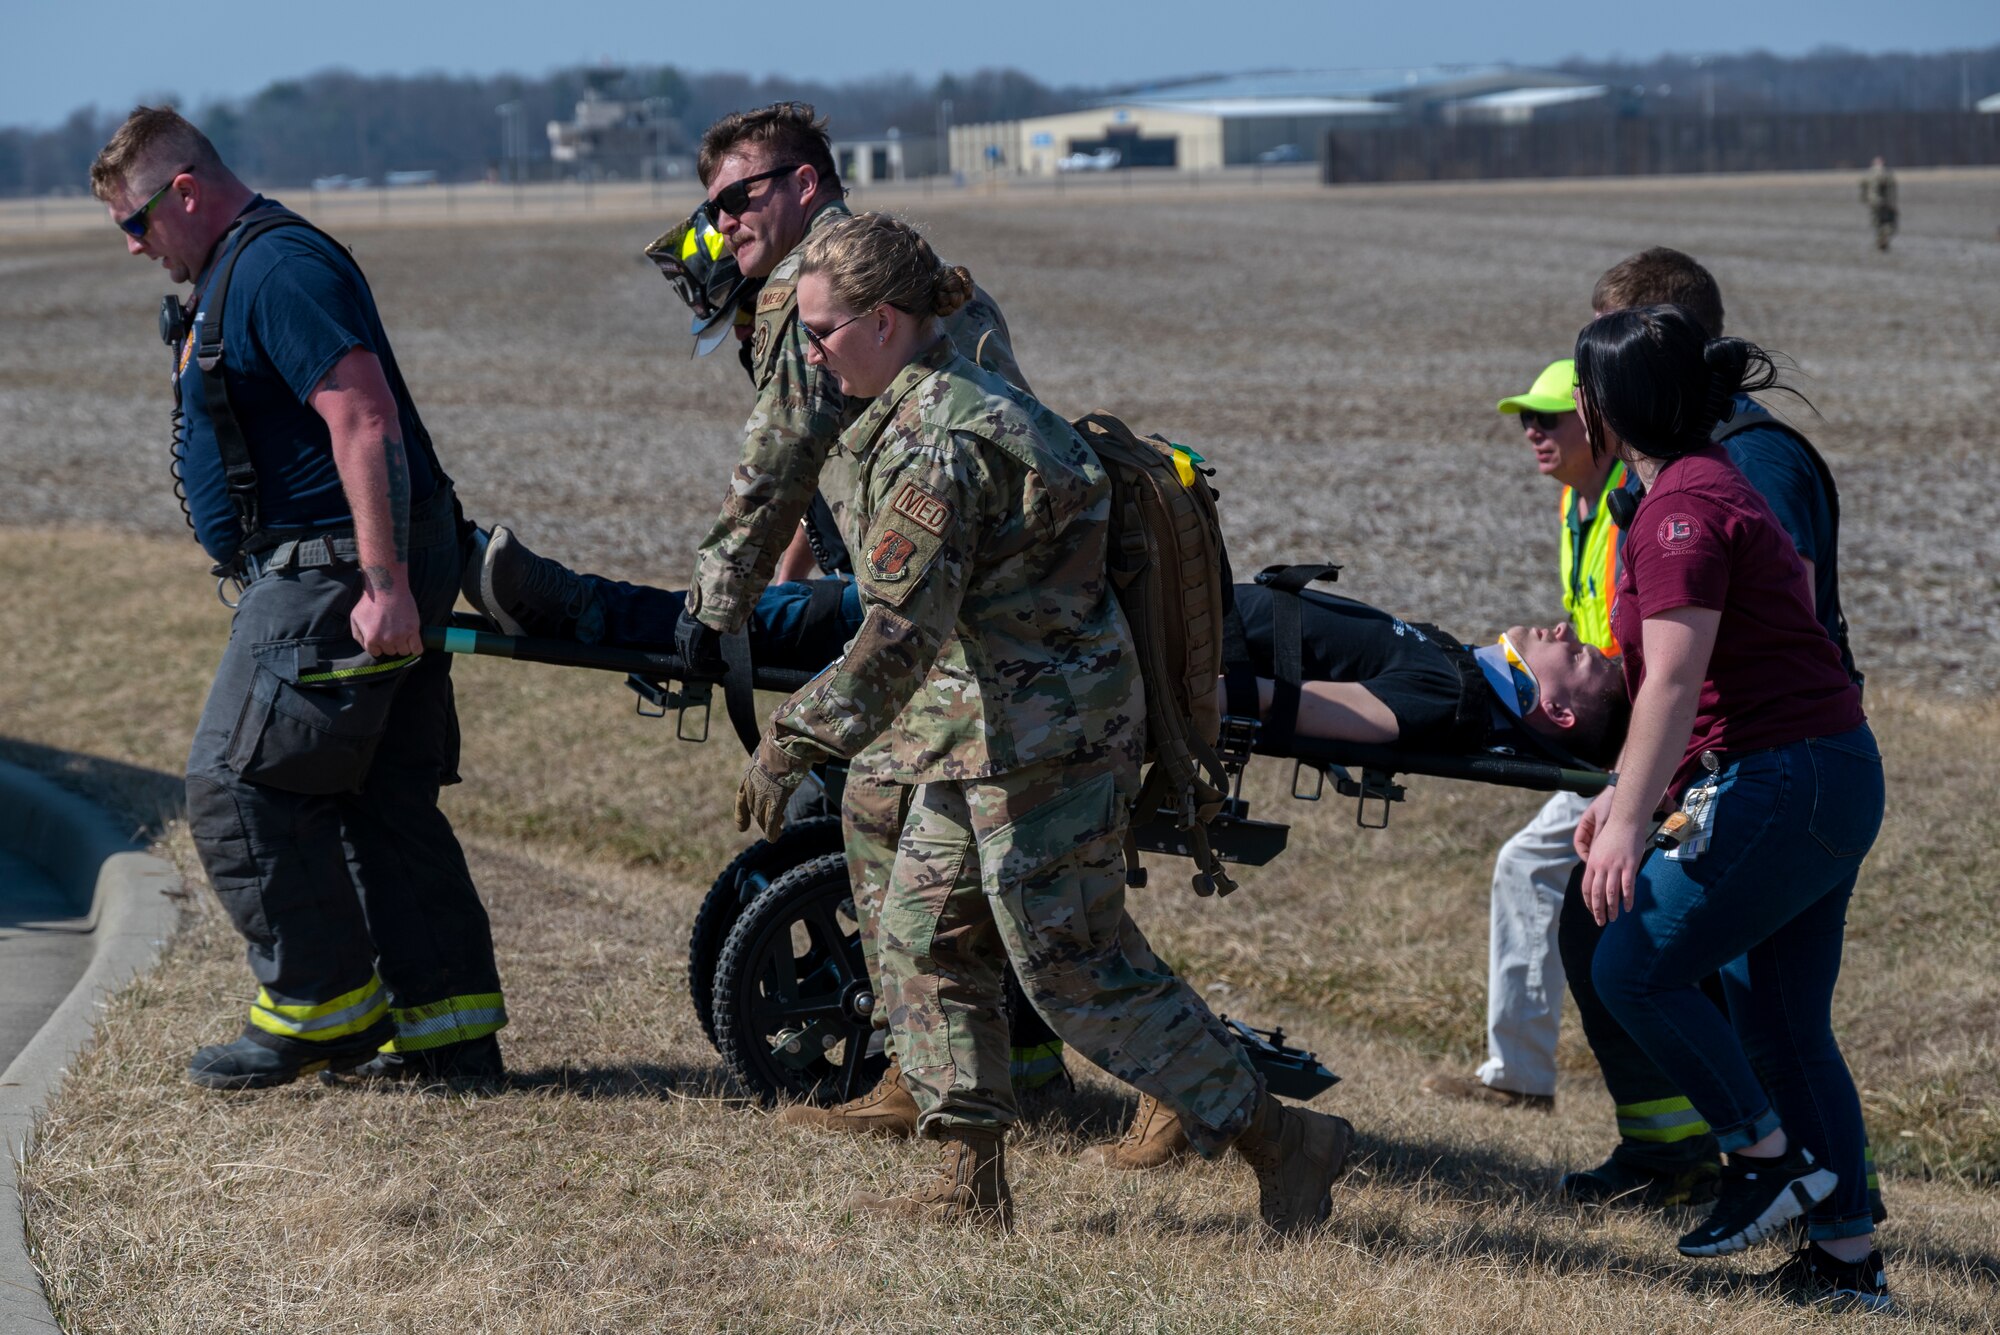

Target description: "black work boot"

left=1560, top=1142, right=1722, bottom=1209
left=188, top=1023, right=391, bottom=1091
left=338, top=1034, right=506, bottom=1093
left=471, top=525, right=599, bottom=640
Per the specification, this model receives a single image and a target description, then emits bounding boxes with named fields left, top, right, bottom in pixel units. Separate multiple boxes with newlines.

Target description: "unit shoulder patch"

left=858, top=516, right=945, bottom=607
left=757, top=285, right=791, bottom=313
left=868, top=529, right=919, bottom=580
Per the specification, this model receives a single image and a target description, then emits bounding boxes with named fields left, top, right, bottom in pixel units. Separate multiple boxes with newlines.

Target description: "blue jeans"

left=1593, top=725, right=1884, bottom=1240
left=585, top=576, right=862, bottom=668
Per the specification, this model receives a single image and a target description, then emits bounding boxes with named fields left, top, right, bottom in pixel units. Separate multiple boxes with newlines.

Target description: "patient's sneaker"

left=1419, top=1071, right=1553, bottom=1112
left=471, top=525, right=599, bottom=640
left=1760, top=1242, right=1893, bottom=1313
left=1678, top=1143, right=1838, bottom=1257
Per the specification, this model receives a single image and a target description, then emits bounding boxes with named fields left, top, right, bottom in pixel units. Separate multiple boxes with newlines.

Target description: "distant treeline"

left=0, top=65, right=1090, bottom=196
left=4, top=45, right=1997, bottom=196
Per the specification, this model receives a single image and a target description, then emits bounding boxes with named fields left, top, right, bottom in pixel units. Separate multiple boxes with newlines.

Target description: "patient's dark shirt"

left=1229, top=584, right=1471, bottom=747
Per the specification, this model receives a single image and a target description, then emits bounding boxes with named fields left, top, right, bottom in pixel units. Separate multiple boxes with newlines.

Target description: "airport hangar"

left=945, top=66, right=1612, bottom=176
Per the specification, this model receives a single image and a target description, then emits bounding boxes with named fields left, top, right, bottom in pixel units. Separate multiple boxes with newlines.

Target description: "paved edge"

left=0, top=762, right=181, bottom=1333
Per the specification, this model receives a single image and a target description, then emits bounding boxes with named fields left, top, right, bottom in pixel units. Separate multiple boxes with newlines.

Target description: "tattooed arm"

left=310, top=346, right=419, bottom=657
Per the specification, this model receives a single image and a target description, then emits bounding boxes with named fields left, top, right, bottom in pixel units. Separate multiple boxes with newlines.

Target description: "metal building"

left=948, top=66, right=1607, bottom=176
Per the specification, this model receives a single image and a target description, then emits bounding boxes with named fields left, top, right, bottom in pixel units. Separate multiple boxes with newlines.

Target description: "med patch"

left=889, top=481, right=953, bottom=536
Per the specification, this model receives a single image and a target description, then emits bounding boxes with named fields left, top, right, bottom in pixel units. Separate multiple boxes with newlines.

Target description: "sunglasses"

left=800, top=310, right=866, bottom=358
left=118, top=165, right=192, bottom=239
left=1518, top=408, right=1569, bottom=433
left=700, top=164, right=800, bottom=224
left=1497, top=632, right=1542, bottom=716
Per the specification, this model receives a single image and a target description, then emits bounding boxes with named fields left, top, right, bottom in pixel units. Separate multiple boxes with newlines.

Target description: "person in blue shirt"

left=91, top=107, right=506, bottom=1092
left=1556, top=250, right=1883, bottom=1298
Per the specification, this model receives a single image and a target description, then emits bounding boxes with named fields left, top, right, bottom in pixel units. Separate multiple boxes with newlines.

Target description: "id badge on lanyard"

left=1663, top=752, right=1724, bottom=863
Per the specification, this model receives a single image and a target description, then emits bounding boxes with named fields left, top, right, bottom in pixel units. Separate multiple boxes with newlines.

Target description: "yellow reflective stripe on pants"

left=249, top=975, right=389, bottom=1042
left=1616, top=1095, right=1712, bottom=1144
left=1009, top=1039, right=1065, bottom=1090
left=386, top=992, right=508, bottom=1052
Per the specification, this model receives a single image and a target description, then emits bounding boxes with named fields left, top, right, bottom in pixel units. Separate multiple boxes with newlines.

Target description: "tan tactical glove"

left=735, top=737, right=809, bottom=842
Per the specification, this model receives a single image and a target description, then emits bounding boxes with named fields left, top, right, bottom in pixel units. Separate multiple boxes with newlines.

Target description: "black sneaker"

left=188, top=1022, right=392, bottom=1090
left=1761, top=1243, right=1893, bottom=1313
left=473, top=526, right=596, bottom=639
left=333, top=1033, right=506, bottom=1094
left=1560, top=1149, right=1721, bottom=1209
left=1678, top=1144, right=1838, bottom=1257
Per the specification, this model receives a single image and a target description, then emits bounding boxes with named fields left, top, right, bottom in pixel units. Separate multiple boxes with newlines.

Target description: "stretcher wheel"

left=688, top=817, right=844, bottom=1049
left=710, top=853, right=884, bottom=1106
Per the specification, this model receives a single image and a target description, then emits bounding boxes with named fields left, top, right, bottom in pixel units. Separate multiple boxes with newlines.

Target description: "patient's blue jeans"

left=587, top=577, right=862, bottom=668
left=1592, top=725, right=1884, bottom=1240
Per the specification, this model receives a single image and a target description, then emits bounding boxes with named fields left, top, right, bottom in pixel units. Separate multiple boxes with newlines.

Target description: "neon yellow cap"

left=1497, top=358, right=1577, bottom=416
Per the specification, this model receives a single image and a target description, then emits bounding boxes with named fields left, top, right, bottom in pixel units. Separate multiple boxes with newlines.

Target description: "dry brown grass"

left=4, top=172, right=1999, bottom=1331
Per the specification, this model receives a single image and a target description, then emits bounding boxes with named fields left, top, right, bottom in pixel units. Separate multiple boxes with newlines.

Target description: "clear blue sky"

left=5, top=0, right=1995, bottom=128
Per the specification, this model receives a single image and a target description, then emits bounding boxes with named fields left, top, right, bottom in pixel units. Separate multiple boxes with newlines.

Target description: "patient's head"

left=1502, top=623, right=1629, bottom=764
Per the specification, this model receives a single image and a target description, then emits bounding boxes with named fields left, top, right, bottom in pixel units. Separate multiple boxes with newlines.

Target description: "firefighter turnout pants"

left=184, top=494, right=505, bottom=1055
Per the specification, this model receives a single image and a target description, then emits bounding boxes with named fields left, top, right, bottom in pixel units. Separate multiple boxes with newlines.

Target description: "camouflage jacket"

left=1859, top=167, right=1897, bottom=215
left=688, top=199, right=1029, bottom=630
left=767, top=338, right=1142, bottom=783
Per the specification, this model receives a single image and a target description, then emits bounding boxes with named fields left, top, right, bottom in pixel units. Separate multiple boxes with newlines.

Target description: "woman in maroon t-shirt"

left=1570, top=305, right=1888, bottom=1305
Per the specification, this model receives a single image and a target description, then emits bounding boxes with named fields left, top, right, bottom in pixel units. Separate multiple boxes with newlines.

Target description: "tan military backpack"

left=1073, top=412, right=1237, bottom=897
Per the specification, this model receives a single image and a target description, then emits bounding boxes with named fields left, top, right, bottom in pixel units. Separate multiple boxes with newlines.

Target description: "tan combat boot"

left=773, top=1057, right=918, bottom=1138
left=1231, top=1092, right=1355, bottom=1237
left=847, top=1126, right=1014, bottom=1230
left=1079, top=1093, right=1193, bottom=1171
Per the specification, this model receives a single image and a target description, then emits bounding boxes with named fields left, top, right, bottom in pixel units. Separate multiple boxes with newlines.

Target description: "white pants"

left=1475, top=789, right=1592, bottom=1097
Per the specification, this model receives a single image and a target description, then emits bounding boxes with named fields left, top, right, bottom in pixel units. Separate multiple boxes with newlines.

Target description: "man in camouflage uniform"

left=468, top=104, right=1048, bottom=1129
left=1859, top=157, right=1897, bottom=252
left=674, top=111, right=1032, bottom=1145
left=736, top=220, right=1355, bottom=1230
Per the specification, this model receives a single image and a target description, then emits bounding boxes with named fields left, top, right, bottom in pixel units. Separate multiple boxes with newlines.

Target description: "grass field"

left=3, top=170, right=1998, bottom=1331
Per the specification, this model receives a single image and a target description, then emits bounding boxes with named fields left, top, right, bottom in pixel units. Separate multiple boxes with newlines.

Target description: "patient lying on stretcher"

left=1223, top=584, right=1628, bottom=765
left=462, top=528, right=1627, bottom=766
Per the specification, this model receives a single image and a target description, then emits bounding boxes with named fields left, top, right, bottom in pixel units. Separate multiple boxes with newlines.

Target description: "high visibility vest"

left=1560, top=461, right=1626, bottom=655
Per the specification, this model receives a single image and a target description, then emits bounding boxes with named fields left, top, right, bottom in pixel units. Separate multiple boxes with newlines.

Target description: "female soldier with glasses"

left=733, top=211, right=1356, bottom=1233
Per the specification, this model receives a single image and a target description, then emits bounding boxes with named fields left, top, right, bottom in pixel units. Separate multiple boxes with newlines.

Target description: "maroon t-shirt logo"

left=1657, top=513, right=1701, bottom=552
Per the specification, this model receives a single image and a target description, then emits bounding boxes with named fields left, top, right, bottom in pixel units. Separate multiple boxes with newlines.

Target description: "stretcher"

left=422, top=605, right=1609, bottom=1106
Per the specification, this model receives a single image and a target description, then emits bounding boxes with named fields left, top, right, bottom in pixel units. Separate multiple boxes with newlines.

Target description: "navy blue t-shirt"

left=174, top=197, right=436, bottom=562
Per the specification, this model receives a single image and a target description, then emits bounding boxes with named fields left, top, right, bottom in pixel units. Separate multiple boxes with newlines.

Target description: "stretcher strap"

left=1219, top=588, right=1260, bottom=734
left=1251, top=563, right=1343, bottom=752
left=719, top=627, right=762, bottom=752
left=804, top=577, right=847, bottom=630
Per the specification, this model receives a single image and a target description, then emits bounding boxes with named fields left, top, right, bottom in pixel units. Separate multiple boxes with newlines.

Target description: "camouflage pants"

left=874, top=757, right=1262, bottom=1156
left=840, top=770, right=909, bottom=1055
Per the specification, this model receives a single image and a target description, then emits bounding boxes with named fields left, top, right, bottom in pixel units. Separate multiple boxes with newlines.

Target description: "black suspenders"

left=189, top=206, right=454, bottom=564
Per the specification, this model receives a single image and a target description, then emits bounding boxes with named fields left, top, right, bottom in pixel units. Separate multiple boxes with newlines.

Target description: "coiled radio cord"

left=161, top=294, right=197, bottom=534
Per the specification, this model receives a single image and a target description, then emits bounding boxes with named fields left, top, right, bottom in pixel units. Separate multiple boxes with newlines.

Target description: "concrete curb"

left=0, top=762, right=181, bottom=1333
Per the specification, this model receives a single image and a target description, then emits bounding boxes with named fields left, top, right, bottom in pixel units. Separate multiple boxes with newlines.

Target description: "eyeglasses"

left=118, top=166, right=192, bottom=239
left=1497, top=633, right=1542, bottom=715
left=1518, top=409, right=1569, bottom=433
left=800, top=311, right=866, bottom=358
left=700, top=164, right=800, bottom=224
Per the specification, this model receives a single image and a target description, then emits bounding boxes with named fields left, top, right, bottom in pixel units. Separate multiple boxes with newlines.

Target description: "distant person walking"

left=89, top=107, right=507, bottom=1091
left=1859, top=157, right=1897, bottom=252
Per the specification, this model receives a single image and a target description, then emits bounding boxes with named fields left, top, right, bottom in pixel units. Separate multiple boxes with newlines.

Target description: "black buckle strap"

left=1249, top=563, right=1342, bottom=752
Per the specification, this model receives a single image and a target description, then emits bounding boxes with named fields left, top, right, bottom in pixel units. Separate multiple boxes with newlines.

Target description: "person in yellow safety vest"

left=1421, top=357, right=1624, bottom=1112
